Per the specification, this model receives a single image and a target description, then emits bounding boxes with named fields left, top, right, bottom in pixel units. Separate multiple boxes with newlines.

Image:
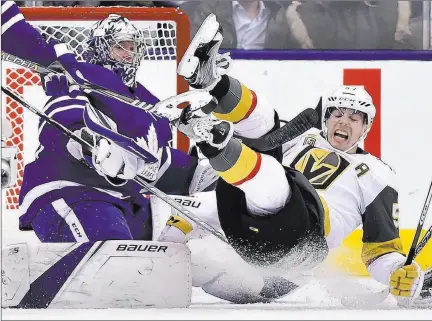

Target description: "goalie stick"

left=1, top=86, right=228, bottom=244
left=1, top=51, right=210, bottom=123
left=341, top=180, right=432, bottom=308
left=1, top=51, right=318, bottom=151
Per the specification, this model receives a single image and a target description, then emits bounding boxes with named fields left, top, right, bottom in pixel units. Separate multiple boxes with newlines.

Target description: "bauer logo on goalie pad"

left=2, top=241, right=191, bottom=309
left=174, top=198, right=202, bottom=208
left=116, top=244, right=168, bottom=252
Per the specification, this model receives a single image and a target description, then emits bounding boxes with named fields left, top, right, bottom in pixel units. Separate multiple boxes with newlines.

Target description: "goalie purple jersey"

left=1, top=1, right=58, bottom=66
left=18, top=62, right=197, bottom=240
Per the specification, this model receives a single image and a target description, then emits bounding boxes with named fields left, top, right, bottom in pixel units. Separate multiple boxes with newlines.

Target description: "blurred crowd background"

left=16, top=1, right=432, bottom=50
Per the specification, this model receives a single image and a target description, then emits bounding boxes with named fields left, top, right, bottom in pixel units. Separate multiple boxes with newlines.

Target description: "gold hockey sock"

left=210, top=75, right=257, bottom=124
left=208, top=138, right=261, bottom=186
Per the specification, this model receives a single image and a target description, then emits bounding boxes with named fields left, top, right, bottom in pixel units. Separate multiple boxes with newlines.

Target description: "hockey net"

left=2, top=7, right=190, bottom=209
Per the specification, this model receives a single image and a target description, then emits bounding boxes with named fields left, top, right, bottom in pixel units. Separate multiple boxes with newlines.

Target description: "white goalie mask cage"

left=85, top=14, right=146, bottom=86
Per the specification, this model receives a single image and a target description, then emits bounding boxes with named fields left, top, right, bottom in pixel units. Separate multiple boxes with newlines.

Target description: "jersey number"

left=291, top=146, right=349, bottom=190
left=392, top=203, right=400, bottom=229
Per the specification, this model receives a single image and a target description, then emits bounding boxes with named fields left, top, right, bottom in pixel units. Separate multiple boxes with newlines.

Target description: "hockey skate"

left=177, top=13, right=231, bottom=90
left=178, top=115, right=234, bottom=151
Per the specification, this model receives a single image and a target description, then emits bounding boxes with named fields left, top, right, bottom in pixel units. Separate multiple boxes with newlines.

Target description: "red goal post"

left=3, top=6, right=190, bottom=209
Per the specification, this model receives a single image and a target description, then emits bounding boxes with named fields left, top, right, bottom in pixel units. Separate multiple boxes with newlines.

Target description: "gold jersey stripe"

left=218, top=144, right=260, bottom=185
left=213, top=83, right=257, bottom=123
left=319, top=195, right=331, bottom=237
left=362, top=237, right=404, bottom=266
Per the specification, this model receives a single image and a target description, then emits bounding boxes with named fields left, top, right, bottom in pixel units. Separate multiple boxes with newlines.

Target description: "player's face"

left=326, top=107, right=367, bottom=153
left=110, top=40, right=136, bottom=64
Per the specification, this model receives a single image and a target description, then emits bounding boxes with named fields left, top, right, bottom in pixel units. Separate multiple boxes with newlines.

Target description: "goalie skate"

left=177, top=13, right=226, bottom=90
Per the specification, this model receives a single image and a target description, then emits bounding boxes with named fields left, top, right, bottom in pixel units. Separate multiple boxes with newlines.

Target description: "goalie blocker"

left=1, top=240, right=191, bottom=309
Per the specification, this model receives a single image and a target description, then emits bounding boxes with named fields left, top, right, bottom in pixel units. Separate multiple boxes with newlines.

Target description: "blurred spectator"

left=153, top=1, right=186, bottom=7
left=97, top=1, right=154, bottom=6
left=42, top=1, right=101, bottom=6
left=181, top=1, right=295, bottom=50
left=285, top=1, right=420, bottom=50
left=408, top=1, right=432, bottom=49
left=42, top=1, right=154, bottom=6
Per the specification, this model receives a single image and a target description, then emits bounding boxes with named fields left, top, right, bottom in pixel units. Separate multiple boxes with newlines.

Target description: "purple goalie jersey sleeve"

left=1, top=1, right=57, bottom=66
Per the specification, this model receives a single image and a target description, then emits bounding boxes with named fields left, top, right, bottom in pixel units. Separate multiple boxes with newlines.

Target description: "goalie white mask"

left=85, top=14, right=145, bottom=87
left=322, top=85, right=376, bottom=153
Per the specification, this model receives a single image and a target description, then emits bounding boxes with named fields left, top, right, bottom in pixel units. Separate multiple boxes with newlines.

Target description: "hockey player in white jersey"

left=162, top=13, right=431, bottom=307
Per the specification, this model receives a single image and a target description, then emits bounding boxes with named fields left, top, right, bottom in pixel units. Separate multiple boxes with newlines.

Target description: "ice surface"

left=1, top=209, right=430, bottom=320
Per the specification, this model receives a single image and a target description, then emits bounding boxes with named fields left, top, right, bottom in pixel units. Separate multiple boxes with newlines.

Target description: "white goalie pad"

left=150, top=191, right=221, bottom=241
left=2, top=244, right=30, bottom=307
left=1, top=241, right=191, bottom=309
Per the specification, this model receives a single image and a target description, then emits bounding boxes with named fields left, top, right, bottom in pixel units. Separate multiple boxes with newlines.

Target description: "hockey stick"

left=341, top=227, right=432, bottom=308
left=236, top=108, right=319, bottom=151
left=2, top=51, right=318, bottom=150
left=1, top=51, right=210, bottom=123
left=415, top=223, right=432, bottom=258
left=1, top=86, right=228, bottom=244
left=407, top=180, right=432, bottom=263
left=341, top=180, right=432, bottom=308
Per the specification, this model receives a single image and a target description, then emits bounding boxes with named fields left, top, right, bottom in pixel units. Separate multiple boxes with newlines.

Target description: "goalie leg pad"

left=2, top=241, right=191, bottom=309
left=2, top=243, right=30, bottom=308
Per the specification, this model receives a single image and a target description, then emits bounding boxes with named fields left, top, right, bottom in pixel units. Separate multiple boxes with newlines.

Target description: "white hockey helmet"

left=322, top=85, right=376, bottom=142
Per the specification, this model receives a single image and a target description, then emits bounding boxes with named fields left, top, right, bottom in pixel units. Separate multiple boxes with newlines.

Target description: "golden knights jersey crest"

left=291, top=146, right=349, bottom=190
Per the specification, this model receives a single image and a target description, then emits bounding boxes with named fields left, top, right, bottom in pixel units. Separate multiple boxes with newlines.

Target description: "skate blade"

left=177, top=13, right=220, bottom=77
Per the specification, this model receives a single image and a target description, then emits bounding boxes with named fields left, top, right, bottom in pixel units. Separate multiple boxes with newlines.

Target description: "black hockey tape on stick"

left=236, top=108, right=319, bottom=152
left=1, top=86, right=228, bottom=244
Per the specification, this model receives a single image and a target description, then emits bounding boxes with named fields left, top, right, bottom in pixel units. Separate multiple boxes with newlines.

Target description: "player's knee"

left=234, top=94, right=276, bottom=139
left=240, top=154, right=290, bottom=216
left=70, top=202, right=133, bottom=241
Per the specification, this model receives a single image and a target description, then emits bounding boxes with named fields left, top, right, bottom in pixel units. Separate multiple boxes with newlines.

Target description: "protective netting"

left=34, top=21, right=178, bottom=61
